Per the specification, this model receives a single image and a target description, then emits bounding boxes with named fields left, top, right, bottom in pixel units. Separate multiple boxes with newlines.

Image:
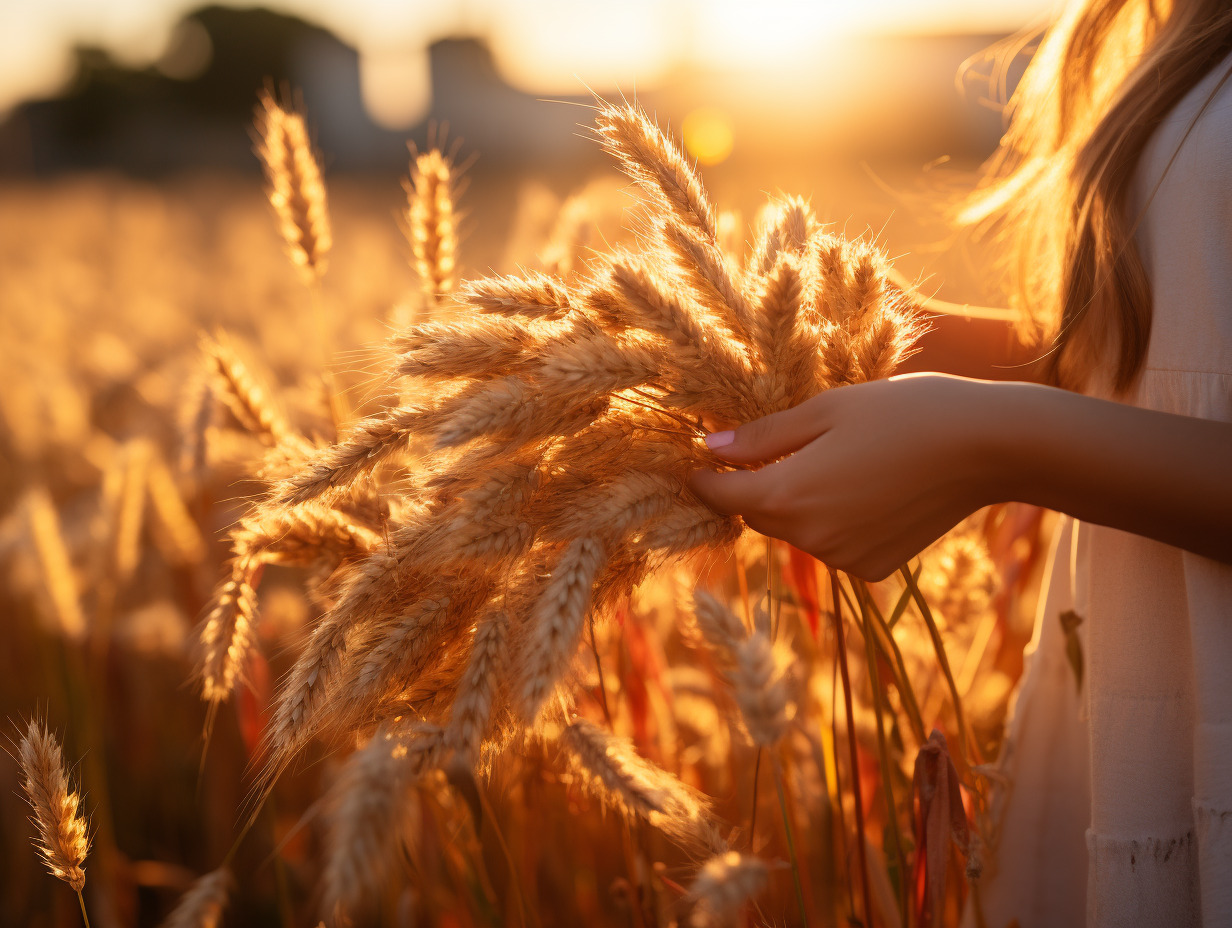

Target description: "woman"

left=690, top=1, right=1232, bottom=925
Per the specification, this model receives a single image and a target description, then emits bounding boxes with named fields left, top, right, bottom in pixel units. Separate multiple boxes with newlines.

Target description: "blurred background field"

left=0, top=3, right=1057, bottom=927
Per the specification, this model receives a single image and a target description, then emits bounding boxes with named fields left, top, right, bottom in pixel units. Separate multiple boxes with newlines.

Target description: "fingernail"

left=705, top=430, right=735, bottom=449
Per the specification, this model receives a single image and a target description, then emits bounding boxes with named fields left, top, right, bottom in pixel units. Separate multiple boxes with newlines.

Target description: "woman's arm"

left=688, top=374, right=1232, bottom=580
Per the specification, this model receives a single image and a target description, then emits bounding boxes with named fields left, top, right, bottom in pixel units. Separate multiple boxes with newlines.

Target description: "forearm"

left=983, top=382, right=1232, bottom=564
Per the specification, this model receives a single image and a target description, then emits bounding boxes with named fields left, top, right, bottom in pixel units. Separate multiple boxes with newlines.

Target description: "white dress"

left=973, top=52, right=1232, bottom=927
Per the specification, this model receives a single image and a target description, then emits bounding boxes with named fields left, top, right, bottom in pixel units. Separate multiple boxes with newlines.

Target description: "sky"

left=0, top=0, right=1060, bottom=125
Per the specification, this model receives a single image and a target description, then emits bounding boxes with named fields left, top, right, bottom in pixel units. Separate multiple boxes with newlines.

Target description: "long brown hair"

left=961, top=0, right=1232, bottom=392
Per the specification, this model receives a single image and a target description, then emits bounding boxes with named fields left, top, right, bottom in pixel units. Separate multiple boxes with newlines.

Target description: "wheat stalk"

left=195, top=104, right=924, bottom=880
left=201, top=332, right=299, bottom=448
left=159, top=867, right=230, bottom=928
left=322, top=723, right=444, bottom=919
left=197, top=555, right=259, bottom=703
left=686, top=851, right=770, bottom=928
left=23, top=487, right=86, bottom=642
left=459, top=271, right=573, bottom=319
left=17, top=719, right=91, bottom=906
left=561, top=717, right=721, bottom=852
left=254, top=90, right=331, bottom=284
left=595, top=101, right=717, bottom=242
left=406, top=149, right=457, bottom=304
left=446, top=609, right=511, bottom=759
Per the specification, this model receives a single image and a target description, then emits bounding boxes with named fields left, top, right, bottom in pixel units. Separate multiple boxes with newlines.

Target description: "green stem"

left=829, top=570, right=874, bottom=928
left=772, top=755, right=808, bottom=928
left=855, top=579, right=927, bottom=748
left=588, top=612, right=613, bottom=728
left=828, top=640, right=856, bottom=919
left=267, top=796, right=295, bottom=928
left=477, top=786, right=540, bottom=928
left=899, top=564, right=979, bottom=771
left=749, top=748, right=763, bottom=849
left=887, top=563, right=921, bottom=629
left=766, top=536, right=777, bottom=639
left=856, top=582, right=909, bottom=924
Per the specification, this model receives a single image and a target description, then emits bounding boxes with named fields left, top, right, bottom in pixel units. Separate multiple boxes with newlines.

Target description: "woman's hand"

left=689, top=373, right=1232, bottom=574
left=689, top=374, right=1003, bottom=580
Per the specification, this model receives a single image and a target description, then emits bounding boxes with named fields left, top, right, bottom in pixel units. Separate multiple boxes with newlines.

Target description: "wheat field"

left=0, top=94, right=1051, bottom=928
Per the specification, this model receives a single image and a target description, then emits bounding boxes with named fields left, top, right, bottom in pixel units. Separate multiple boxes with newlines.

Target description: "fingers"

left=704, top=393, right=830, bottom=465
left=689, top=467, right=798, bottom=550
left=688, top=468, right=772, bottom=518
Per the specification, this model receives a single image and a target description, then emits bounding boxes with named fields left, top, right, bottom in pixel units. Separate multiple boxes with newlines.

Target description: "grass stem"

left=749, top=748, right=763, bottom=849
left=588, top=612, right=613, bottom=727
left=476, top=786, right=538, bottom=928
left=772, top=754, right=808, bottom=928
left=899, top=564, right=980, bottom=771
left=829, top=570, right=874, bottom=928
left=854, top=579, right=927, bottom=747
left=856, top=582, right=909, bottom=923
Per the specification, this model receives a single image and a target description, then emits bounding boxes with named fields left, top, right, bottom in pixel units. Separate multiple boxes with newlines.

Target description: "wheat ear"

left=254, top=90, right=331, bottom=283
left=322, top=723, right=444, bottom=919
left=595, top=101, right=717, bottom=242
left=752, top=255, right=822, bottom=411
left=516, top=536, right=607, bottom=722
left=459, top=272, right=573, bottom=319
left=159, top=867, right=230, bottom=928
left=269, top=402, right=438, bottom=506
left=730, top=633, right=794, bottom=747
left=445, top=609, right=510, bottom=760
left=686, top=852, right=769, bottom=928
left=752, top=195, right=811, bottom=276
left=690, top=588, right=746, bottom=661
left=659, top=219, right=754, bottom=337
left=601, top=258, right=751, bottom=390
left=18, top=719, right=91, bottom=897
left=235, top=503, right=380, bottom=568
left=145, top=451, right=206, bottom=566
left=562, top=717, right=721, bottom=852
left=198, top=555, right=260, bottom=703
left=393, top=315, right=544, bottom=381
left=202, top=333, right=296, bottom=446
left=406, top=149, right=457, bottom=303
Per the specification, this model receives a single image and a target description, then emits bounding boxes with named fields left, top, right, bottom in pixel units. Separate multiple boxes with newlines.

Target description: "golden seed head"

left=407, top=149, right=458, bottom=302
left=18, top=719, right=90, bottom=894
left=254, top=91, right=331, bottom=284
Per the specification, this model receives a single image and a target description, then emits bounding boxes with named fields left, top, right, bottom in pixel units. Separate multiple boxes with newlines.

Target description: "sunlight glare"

left=487, top=0, right=675, bottom=92
left=359, top=46, right=431, bottom=130
left=682, top=107, right=734, bottom=165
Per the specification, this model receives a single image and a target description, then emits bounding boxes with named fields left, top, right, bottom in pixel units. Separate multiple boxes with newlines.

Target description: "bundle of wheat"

left=189, top=98, right=924, bottom=919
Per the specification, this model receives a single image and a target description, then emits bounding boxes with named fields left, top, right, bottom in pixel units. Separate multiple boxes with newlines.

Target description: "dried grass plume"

left=17, top=718, right=91, bottom=895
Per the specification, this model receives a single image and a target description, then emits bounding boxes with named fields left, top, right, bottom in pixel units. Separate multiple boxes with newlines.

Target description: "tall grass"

left=0, top=91, right=1048, bottom=927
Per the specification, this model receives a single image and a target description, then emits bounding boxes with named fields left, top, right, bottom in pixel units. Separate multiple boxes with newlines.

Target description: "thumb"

left=704, top=393, right=830, bottom=465
left=688, top=467, right=770, bottom=517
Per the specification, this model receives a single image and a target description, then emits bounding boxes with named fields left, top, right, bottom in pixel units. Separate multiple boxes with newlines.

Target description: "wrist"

left=964, top=379, right=1048, bottom=507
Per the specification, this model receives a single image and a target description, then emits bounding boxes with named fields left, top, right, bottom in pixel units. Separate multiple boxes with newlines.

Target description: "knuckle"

left=739, top=414, right=777, bottom=449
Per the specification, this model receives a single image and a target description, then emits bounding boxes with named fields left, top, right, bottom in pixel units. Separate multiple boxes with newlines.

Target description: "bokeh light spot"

left=682, top=107, right=734, bottom=165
